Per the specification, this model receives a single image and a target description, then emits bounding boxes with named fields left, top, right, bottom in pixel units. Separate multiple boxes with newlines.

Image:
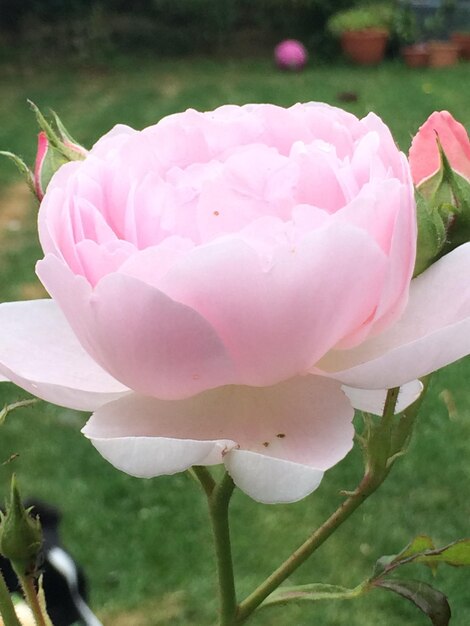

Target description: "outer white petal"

left=342, top=380, right=423, bottom=416
left=0, top=300, right=130, bottom=411
left=316, top=244, right=470, bottom=389
left=82, top=376, right=354, bottom=503
left=88, top=436, right=230, bottom=477
left=224, top=450, right=324, bottom=504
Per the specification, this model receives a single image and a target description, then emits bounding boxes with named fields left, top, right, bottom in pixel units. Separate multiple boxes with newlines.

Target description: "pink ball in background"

left=274, top=39, right=308, bottom=71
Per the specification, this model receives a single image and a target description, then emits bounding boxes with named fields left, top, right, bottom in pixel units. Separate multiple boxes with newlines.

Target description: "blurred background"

left=0, top=1, right=470, bottom=624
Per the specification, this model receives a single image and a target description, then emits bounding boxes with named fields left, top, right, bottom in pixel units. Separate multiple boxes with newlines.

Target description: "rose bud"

left=410, top=111, right=470, bottom=275
left=33, top=104, right=87, bottom=200
left=0, top=477, right=42, bottom=577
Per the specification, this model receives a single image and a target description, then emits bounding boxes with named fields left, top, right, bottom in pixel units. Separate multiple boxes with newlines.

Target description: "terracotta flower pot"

left=428, top=41, right=460, bottom=68
left=451, top=32, right=470, bottom=60
left=402, top=44, right=429, bottom=68
left=340, top=29, right=389, bottom=65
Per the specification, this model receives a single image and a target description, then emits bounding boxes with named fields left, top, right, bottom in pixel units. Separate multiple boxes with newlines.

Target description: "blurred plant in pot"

left=327, top=2, right=394, bottom=65
left=393, top=0, right=429, bottom=67
left=423, top=0, right=459, bottom=67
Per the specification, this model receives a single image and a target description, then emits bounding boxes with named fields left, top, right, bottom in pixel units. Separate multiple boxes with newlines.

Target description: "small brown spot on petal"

left=276, top=433, right=286, bottom=438
left=213, top=211, right=220, bottom=216
left=262, top=441, right=269, bottom=447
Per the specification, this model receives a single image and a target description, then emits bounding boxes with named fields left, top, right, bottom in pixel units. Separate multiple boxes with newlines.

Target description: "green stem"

left=192, top=465, right=216, bottom=497
left=193, top=468, right=237, bottom=626
left=236, top=386, right=408, bottom=623
left=208, top=473, right=237, bottom=626
left=236, top=472, right=381, bottom=623
left=14, top=570, right=48, bottom=626
left=0, top=571, right=21, bottom=626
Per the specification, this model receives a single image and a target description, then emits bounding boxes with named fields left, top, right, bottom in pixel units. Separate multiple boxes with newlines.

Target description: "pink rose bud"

left=33, top=105, right=87, bottom=200
left=409, top=111, right=470, bottom=275
left=1, top=105, right=87, bottom=202
left=409, top=111, right=470, bottom=186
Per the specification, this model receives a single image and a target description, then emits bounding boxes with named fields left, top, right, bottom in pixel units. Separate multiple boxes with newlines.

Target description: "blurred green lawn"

left=0, top=57, right=469, bottom=625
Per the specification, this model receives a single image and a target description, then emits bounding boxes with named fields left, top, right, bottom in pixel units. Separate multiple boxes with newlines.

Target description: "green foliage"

left=0, top=0, right=358, bottom=59
left=393, top=0, right=420, bottom=45
left=327, top=3, right=395, bottom=36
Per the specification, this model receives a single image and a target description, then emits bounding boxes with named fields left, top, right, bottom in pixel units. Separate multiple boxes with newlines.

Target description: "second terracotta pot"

left=341, top=29, right=389, bottom=65
left=428, top=41, right=460, bottom=67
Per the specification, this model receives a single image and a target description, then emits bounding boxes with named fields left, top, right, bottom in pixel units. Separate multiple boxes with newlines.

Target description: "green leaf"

left=417, top=539, right=470, bottom=568
left=374, top=579, right=451, bottom=626
left=373, top=536, right=470, bottom=579
left=261, top=582, right=367, bottom=608
left=373, top=535, right=435, bottom=578
left=394, top=535, right=436, bottom=562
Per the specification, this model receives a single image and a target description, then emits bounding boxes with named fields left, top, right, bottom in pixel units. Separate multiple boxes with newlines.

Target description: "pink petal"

left=82, top=375, right=354, bottom=503
left=157, top=227, right=387, bottom=386
left=0, top=300, right=129, bottom=410
left=342, top=380, right=423, bottom=416
left=34, top=131, right=48, bottom=199
left=315, top=243, right=470, bottom=389
left=37, top=255, right=236, bottom=400
left=409, top=111, right=470, bottom=184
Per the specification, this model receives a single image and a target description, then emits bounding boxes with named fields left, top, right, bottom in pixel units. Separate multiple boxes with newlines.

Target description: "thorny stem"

left=236, top=383, right=428, bottom=623
left=14, top=569, right=49, bottom=626
left=193, top=380, right=430, bottom=625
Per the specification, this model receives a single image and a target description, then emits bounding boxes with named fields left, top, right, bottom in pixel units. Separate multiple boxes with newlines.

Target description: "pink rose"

left=1, top=103, right=470, bottom=504
left=409, top=110, right=470, bottom=185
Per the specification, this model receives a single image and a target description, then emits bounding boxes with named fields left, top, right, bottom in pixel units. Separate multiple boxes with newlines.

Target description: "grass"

left=0, top=56, right=470, bottom=625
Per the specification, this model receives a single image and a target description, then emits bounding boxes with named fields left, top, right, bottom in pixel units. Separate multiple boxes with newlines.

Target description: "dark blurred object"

left=0, top=499, right=102, bottom=626
left=337, top=91, right=359, bottom=103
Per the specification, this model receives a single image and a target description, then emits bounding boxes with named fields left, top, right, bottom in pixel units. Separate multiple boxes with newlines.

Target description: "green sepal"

left=0, top=151, right=35, bottom=195
left=51, top=109, right=82, bottom=147
left=28, top=100, right=84, bottom=162
left=414, top=136, right=470, bottom=276
left=413, top=190, right=447, bottom=276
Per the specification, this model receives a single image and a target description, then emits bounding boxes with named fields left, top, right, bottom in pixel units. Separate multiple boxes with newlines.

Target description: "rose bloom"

left=1, top=103, right=470, bottom=504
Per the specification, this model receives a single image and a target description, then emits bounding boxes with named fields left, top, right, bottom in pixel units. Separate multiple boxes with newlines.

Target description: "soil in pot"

left=340, top=29, right=389, bottom=65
